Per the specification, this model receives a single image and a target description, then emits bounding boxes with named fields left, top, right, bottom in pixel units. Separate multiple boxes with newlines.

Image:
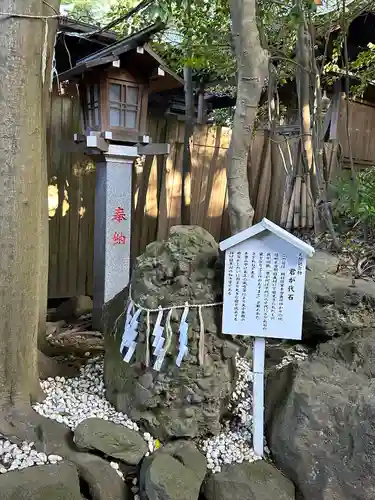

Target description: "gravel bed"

left=201, top=355, right=259, bottom=473
left=200, top=347, right=309, bottom=473
left=0, top=346, right=309, bottom=478
left=0, top=439, right=63, bottom=474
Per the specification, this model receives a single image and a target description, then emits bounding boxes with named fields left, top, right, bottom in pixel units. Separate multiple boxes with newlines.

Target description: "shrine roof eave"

left=219, top=218, right=315, bottom=257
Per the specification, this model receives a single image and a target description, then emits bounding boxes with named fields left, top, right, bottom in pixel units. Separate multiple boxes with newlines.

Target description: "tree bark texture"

left=181, top=64, right=193, bottom=225
left=296, top=16, right=340, bottom=249
left=227, top=0, right=268, bottom=235
left=0, top=0, right=47, bottom=406
left=297, top=22, right=314, bottom=182
left=38, top=0, right=60, bottom=351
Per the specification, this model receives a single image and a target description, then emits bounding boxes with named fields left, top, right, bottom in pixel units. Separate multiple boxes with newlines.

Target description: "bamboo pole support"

left=281, top=140, right=301, bottom=227
left=280, top=189, right=290, bottom=227
left=307, top=174, right=314, bottom=228
left=286, top=181, right=296, bottom=230
left=301, top=178, right=307, bottom=229
left=293, top=175, right=302, bottom=229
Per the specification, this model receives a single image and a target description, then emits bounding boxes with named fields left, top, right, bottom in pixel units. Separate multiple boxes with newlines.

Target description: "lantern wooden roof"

left=58, top=23, right=183, bottom=94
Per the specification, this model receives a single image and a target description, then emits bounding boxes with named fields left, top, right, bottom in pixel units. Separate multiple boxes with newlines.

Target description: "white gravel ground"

left=200, top=347, right=309, bottom=473
left=0, top=345, right=308, bottom=478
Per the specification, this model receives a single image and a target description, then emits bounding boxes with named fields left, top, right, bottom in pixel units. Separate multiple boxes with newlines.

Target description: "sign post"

left=252, top=337, right=265, bottom=456
left=219, top=218, right=314, bottom=457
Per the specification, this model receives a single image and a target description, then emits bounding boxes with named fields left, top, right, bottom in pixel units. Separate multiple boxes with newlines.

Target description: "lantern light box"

left=58, top=27, right=183, bottom=144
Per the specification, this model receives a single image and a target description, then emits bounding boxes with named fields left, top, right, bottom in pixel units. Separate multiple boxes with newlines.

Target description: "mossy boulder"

left=103, top=226, right=237, bottom=440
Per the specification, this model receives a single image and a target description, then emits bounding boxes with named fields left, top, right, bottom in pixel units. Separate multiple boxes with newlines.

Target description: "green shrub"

left=332, top=168, right=375, bottom=237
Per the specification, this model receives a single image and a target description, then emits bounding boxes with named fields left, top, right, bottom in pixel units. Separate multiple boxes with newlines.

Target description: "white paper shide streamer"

left=119, top=293, right=222, bottom=371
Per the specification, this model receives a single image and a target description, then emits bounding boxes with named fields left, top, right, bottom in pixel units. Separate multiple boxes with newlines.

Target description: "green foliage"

left=321, top=0, right=375, bottom=94
left=107, top=0, right=156, bottom=35
left=108, top=0, right=234, bottom=79
left=65, top=0, right=104, bottom=24
left=210, top=107, right=234, bottom=127
left=350, top=43, right=375, bottom=96
left=257, top=0, right=303, bottom=85
left=332, top=169, right=375, bottom=232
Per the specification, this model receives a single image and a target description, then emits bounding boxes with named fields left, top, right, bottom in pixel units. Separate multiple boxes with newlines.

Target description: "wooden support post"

left=252, top=337, right=266, bottom=457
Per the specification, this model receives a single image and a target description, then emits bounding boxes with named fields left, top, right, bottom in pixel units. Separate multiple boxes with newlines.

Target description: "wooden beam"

left=77, top=23, right=164, bottom=64
left=144, top=44, right=184, bottom=86
left=58, top=55, right=118, bottom=81
left=86, top=134, right=109, bottom=152
left=138, top=143, right=170, bottom=155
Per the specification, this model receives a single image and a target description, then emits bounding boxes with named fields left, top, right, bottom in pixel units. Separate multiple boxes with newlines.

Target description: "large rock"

left=74, top=454, right=131, bottom=500
left=38, top=351, right=80, bottom=380
left=203, top=461, right=295, bottom=500
left=0, top=462, right=82, bottom=499
left=156, top=440, right=207, bottom=482
left=303, top=251, right=375, bottom=344
left=104, top=226, right=237, bottom=440
left=55, top=296, right=93, bottom=321
left=74, top=418, right=147, bottom=465
left=140, top=440, right=207, bottom=500
left=268, top=326, right=375, bottom=500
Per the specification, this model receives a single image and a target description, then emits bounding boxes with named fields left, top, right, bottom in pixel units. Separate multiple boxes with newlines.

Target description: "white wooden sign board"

left=220, top=218, right=314, bottom=458
left=222, top=232, right=307, bottom=340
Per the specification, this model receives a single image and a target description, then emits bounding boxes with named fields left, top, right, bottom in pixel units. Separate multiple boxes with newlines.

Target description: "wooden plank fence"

left=338, top=99, right=375, bottom=168
left=47, top=93, right=288, bottom=299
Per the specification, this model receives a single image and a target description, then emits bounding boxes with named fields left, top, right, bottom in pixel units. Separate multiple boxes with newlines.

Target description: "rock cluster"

left=201, top=355, right=260, bottom=473
left=6, top=231, right=375, bottom=499
left=32, top=357, right=157, bottom=480
left=303, top=251, right=375, bottom=344
left=34, top=359, right=142, bottom=433
left=203, top=461, right=295, bottom=500
left=268, top=327, right=375, bottom=500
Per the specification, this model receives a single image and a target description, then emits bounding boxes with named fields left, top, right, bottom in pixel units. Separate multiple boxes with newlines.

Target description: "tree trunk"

left=38, top=0, right=60, bottom=352
left=296, top=12, right=340, bottom=249
left=181, top=0, right=193, bottom=226
left=0, top=0, right=48, bottom=408
left=181, top=65, right=193, bottom=225
left=227, top=0, right=268, bottom=235
left=296, top=22, right=314, bottom=185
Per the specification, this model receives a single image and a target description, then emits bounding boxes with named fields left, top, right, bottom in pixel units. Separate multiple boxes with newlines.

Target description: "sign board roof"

left=219, top=218, right=315, bottom=258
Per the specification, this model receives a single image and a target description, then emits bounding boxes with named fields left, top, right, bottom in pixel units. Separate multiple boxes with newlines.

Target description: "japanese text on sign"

left=113, top=232, right=127, bottom=245
left=222, top=236, right=308, bottom=340
left=111, top=206, right=127, bottom=245
left=112, top=207, right=127, bottom=223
